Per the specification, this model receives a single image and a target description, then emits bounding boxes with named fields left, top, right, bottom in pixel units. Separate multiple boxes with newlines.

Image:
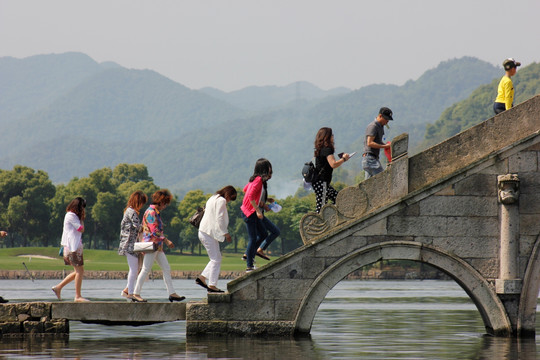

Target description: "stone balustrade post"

left=496, top=174, right=522, bottom=294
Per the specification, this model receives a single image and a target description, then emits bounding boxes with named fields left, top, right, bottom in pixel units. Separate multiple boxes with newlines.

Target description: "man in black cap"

left=362, top=107, right=393, bottom=179
left=493, top=58, right=521, bottom=114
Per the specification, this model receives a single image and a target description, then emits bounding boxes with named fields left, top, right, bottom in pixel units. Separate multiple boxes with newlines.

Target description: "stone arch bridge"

left=187, top=95, right=540, bottom=337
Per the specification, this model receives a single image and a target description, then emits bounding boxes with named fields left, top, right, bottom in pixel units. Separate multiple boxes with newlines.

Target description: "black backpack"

left=302, top=157, right=321, bottom=183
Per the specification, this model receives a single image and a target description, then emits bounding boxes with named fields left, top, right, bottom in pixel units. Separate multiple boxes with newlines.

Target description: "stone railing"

left=299, top=94, right=540, bottom=244
left=299, top=133, right=409, bottom=243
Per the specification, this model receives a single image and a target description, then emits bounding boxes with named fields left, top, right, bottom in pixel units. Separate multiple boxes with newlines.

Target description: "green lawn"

left=0, top=247, right=250, bottom=272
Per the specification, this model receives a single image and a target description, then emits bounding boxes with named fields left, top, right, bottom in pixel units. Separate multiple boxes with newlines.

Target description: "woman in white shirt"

left=52, top=197, right=89, bottom=302
left=196, top=186, right=237, bottom=293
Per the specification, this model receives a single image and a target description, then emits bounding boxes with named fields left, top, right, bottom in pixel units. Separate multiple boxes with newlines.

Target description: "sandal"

left=131, top=294, right=147, bottom=303
left=256, top=251, right=270, bottom=260
left=52, top=286, right=61, bottom=301
left=196, top=277, right=209, bottom=290
left=207, top=287, right=225, bottom=293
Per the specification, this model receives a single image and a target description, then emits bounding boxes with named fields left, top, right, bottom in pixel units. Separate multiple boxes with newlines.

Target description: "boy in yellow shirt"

left=493, top=58, right=521, bottom=114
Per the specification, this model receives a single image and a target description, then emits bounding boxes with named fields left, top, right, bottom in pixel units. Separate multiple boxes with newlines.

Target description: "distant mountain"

left=0, top=53, right=502, bottom=197
left=0, top=54, right=244, bottom=155
left=0, top=52, right=104, bottom=121
left=420, top=62, right=540, bottom=149
left=200, top=81, right=350, bottom=111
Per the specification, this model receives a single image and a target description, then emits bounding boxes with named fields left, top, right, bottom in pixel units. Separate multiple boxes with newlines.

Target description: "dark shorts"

left=493, top=102, right=506, bottom=115
left=63, top=247, right=84, bottom=267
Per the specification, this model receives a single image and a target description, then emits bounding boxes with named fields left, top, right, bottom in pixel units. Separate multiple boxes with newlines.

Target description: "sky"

left=1, top=0, right=539, bottom=92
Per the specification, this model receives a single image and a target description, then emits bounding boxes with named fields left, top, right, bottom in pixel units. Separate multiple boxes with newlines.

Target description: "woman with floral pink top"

left=132, top=189, right=185, bottom=303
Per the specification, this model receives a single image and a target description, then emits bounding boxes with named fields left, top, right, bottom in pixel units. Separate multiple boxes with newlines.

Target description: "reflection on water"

left=0, top=279, right=539, bottom=359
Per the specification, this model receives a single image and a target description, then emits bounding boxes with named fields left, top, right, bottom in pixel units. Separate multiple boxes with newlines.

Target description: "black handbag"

left=189, top=207, right=205, bottom=228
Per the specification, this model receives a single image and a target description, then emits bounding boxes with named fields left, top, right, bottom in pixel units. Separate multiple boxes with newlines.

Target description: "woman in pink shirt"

left=241, top=158, right=272, bottom=272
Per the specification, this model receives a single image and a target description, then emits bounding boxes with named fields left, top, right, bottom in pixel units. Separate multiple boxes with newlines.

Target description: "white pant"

left=125, top=252, right=139, bottom=295
left=198, top=231, right=222, bottom=287
left=134, top=250, right=175, bottom=295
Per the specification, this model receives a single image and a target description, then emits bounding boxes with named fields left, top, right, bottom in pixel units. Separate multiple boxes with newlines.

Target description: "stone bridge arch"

left=294, top=241, right=512, bottom=336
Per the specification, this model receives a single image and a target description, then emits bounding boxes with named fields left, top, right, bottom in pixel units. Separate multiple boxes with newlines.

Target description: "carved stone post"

left=496, top=174, right=522, bottom=294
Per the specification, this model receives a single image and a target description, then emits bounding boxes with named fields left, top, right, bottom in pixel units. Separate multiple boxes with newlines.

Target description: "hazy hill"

left=0, top=56, right=243, bottom=154
left=0, top=53, right=502, bottom=197
left=0, top=52, right=105, bottom=121
left=420, top=62, right=540, bottom=149
left=200, top=81, right=350, bottom=112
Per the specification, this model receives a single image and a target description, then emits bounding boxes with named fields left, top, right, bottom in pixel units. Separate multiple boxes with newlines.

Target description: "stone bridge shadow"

left=186, top=95, right=540, bottom=337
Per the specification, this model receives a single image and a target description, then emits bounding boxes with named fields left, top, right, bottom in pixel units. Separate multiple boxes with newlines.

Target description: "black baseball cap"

left=503, top=58, right=521, bottom=71
left=379, top=107, right=393, bottom=121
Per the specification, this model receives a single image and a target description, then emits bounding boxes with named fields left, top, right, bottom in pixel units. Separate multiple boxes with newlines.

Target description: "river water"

left=0, top=279, right=538, bottom=359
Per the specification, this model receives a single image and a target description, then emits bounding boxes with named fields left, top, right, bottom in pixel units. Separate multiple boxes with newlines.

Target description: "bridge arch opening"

left=294, top=241, right=512, bottom=336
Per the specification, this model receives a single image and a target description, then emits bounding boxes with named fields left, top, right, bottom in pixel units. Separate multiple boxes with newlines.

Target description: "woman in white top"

left=52, top=197, right=89, bottom=302
left=196, top=185, right=237, bottom=293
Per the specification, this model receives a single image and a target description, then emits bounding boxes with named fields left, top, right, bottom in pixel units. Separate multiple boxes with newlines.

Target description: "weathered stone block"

left=0, top=304, right=17, bottom=321
left=495, top=279, right=522, bottom=294
left=509, top=151, right=538, bottom=173
left=520, top=215, right=540, bottom=236
left=387, top=216, right=447, bottom=237
left=42, top=319, right=68, bottom=334
left=30, top=303, right=51, bottom=318
left=519, top=191, right=540, bottom=214
left=274, top=300, right=301, bottom=320
left=314, top=236, right=358, bottom=258
left=269, top=262, right=305, bottom=281
left=226, top=321, right=294, bottom=336
left=52, top=302, right=186, bottom=322
left=519, top=235, right=536, bottom=257
left=519, top=172, right=540, bottom=194
left=434, top=185, right=455, bottom=196
left=390, top=156, right=408, bottom=200
left=381, top=245, right=421, bottom=261
left=419, top=196, right=498, bottom=217
left=446, top=217, right=499, bottom=237
left=259, top=279, right=311, bottom=300
left=186, top=320, right=228, bottom=336
left=431, top=236, right=498, bottom=258
left=480, top=159, right=509, bottom=175
left=0, top=321, right=22, bottom=334
left=17, top=314, right=30, bottom=322
left=231, top=300, right=274, bottom=321
left=23, top=321, right=43, bottom=334
left=231, top=280, right=258, bottom=301
left=207, top=293, right=231, bottom=303
left=300, top=257, right=325, bottom=278
left=467, top=258, right=499, bottom=279
left=366, top=235, right=415, bottom=245
left=454, top=174, right=497, bottom=196
left=353, top=219, right=387, bottom=236
left=391, top=203, right=420, bottom=216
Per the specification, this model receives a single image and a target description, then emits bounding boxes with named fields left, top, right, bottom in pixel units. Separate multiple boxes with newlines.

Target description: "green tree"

left=0, top=166, right=55, bottom=247
left=177, top=190, right=209, bottom=254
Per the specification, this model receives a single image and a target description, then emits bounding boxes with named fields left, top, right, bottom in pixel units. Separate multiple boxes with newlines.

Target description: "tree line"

left=0, top=164, right=349, bottom=256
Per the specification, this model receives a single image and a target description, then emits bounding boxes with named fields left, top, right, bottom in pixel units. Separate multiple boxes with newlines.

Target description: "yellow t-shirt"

left=495, top=75, right=514, bottom=110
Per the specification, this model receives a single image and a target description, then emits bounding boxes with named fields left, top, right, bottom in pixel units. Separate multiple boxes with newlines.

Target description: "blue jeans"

left=257, top=216, right=280, bottom=251
left=242, top=212, right=266, bottom=268
left=362, top=154, right=383, bottom=179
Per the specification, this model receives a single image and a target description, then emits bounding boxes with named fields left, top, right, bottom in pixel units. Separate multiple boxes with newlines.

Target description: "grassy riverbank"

left=0, top=247, right=250, bottom=272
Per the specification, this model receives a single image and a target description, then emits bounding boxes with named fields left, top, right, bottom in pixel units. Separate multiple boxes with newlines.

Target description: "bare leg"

left=73, top=265, right=89, bottom=301
left=52, top=271, right=76, bottom=300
